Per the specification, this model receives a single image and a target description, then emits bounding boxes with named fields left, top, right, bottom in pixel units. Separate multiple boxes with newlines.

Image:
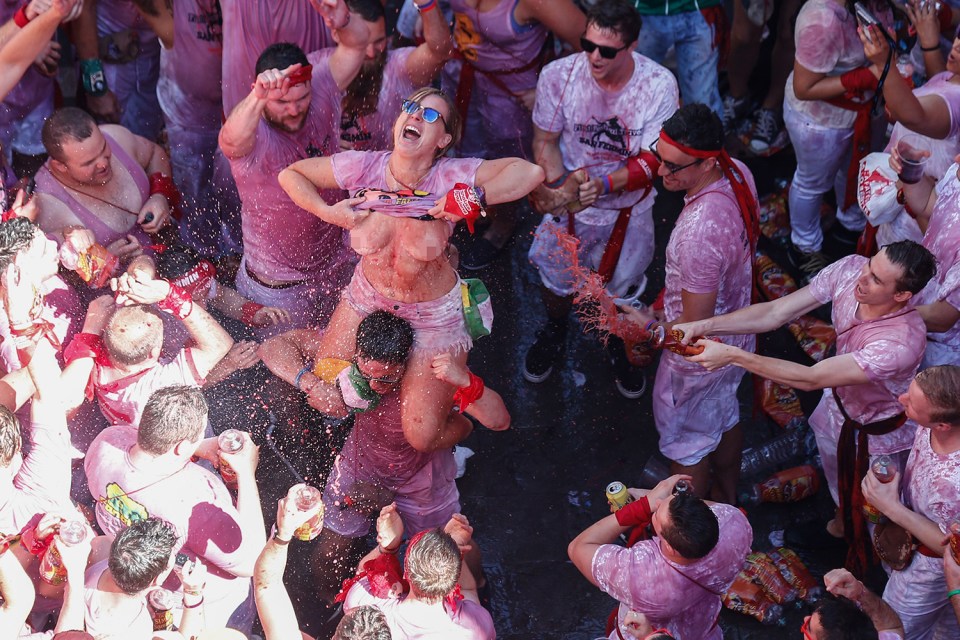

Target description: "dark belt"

left=833, top=388, right=906, bottom=577
left=244, top=263, right=307, bottom=290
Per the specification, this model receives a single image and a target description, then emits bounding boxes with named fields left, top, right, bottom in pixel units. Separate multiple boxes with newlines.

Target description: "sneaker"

left=789, top=246, right=832, bottom=282
left=614, top=368, right=647, bottom=399
left=459, top=236, right=504, bottom=271
left=722, top=94, right=752, bottom=133
left=523, top=321, right=566, bottom=383
left=748, top=108, right=786, bottom=154
left=831, top=224, right=862, bottom=247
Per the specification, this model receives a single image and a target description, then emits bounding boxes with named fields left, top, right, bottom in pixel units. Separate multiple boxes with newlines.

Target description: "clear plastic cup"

left=897, top=133, right=930, bottom=185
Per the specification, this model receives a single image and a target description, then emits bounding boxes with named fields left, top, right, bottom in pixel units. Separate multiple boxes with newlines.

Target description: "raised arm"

left=430, top=353, right=510, bottom=431
left=328, top=6, right=370, bottom=91
left=0, top=0, right=80, bottom=101
left=129, top=0, right=174, bottom=49
left=404, top=0, right=455, bottom=87
left=824, top=568, right=905, bottom=636
left=0, top=549, right=34, bottom=637
left=689, top=346, right=869, bottom=392
left=516, top=0, right=586, bottom=50
left=254, top=485, right=321, bottom=640
left=221, top=64, right=304, bottom=159
left=112, top=272, right=233, bottom=377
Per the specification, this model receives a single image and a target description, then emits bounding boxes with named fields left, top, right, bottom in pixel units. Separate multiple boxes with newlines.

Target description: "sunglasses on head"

left=580, top=36, right=630, bottom=59
left=401, top=99, right=446, bottom=126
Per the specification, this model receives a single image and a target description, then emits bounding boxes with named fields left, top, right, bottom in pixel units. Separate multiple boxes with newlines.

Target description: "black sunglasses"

left=401, top=99, right=446, bottom=126
left=649, top=140, right=702, bottom=175
left=580, top=36, right=630, bottom=59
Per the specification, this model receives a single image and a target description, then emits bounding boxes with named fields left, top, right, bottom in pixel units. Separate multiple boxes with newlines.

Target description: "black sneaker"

left=607, top=335, right=647, bottom=399
left=460, top=236, right=504, bottom=271
left=831, top=224, right=862, bottom=248
left=722, top=93, right=753, bottom=133
left=614, top=368, right=647, bottom=399
left=523, top=321, right=566, bottom=383
left=788, top=245, right=831, bottom=283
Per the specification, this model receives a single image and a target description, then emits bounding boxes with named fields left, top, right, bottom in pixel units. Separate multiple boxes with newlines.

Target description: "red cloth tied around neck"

left=657, top=131, right=760, bottom=255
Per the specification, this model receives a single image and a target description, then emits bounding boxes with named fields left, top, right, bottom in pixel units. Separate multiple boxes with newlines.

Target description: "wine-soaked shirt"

left=902, top=427, right=960, bottom=534
left=532, top=52, right=677, bottom=225
left=308, top=47, right=417, bottom=152
left=230, top=66, right=350, bottom=283
left=916, top=165, right=960, bottom=366
left=84, top=425, right=251, bottom=627
left=807, top=255, right=926, bottom=454
left=591, top=504, right=752, bottom=640
left=158, top=0, right=224, bottom=131
left=661, top=161, right=757, bottom=375
left=784, top=0, right=892, bottom=129
left=220, top=0, right=330, bottom=113
left=345, top=578, right=496, bottom=639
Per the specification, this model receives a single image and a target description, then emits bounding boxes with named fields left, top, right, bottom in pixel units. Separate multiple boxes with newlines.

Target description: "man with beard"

left=219, top=38, right=367, bottom=334
left=313, top=0, right=453, bottom=152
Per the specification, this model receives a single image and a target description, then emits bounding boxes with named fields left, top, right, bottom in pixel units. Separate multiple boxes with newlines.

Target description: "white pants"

left=783, top=101, right=865, bottom=252
left=885, top=553, right=960, bottom=640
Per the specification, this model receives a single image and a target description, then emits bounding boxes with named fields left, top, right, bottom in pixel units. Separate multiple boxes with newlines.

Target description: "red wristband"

left=148, top=172, right=182, bottom=220
left=615, top=496, right=652, bottom=527
left=156, top=283, right=194, bottom=320
left=64, top=332, right=108, bottom=365
left=20, top=523, right=52, bottom=558
left=452, top=372, right=484, bottom=413
left=13, top=6, right=31, bottom=28
left=240, top=302, right=264, bottom=326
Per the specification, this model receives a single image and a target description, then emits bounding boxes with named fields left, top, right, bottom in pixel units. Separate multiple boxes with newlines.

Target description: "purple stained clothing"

left=532, top=51, right=678, bottom=225
left=916, top=165, right=960, bottom=367
left=34, top=131, right=153, bottom=251
left=331, top=149, right=483, bottom=197
left=344, top=576, right=496, bottom=639
left=306, top=48, right=416, bottom=152
left=84, top=425, right=253, bottom=630
left=0, top=0, right=53, bottom=156
left=220, top=0, right=331, bottom=114
left=591, top=504, right=752, bottom=640
left=883, top=427, right=960, bottom=639
left=321, top=391, right=460, bottom=538
left=97, top=0, right=157, bottom=41
left=807, top=255, right=926, bottom=456
left=229, top=66, right=348, bottom=283
left=784, top=0, right=892, bottom=129
left=443, top=0, right=546, bottom=156
left=662, top=160, right=757, bottom=370
left=158, top=0, right=224, bottom=131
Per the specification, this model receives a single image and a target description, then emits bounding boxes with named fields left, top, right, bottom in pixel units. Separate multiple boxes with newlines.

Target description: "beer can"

left=605, top=481, right=634, bottom=511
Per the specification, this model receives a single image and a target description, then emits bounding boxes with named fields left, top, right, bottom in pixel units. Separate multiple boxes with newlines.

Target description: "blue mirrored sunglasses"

left=401, top=99, right=446, bottom=126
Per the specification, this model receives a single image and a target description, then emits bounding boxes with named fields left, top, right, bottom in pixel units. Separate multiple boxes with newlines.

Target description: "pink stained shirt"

left=785, top=0, right=892, bottom=129
left=230, top=65, right=350, bottom=283
left=807, top=255, right=926, bottom=454
left=901, top=427, right=960, bottom=536
left=0, top=412, right=73, bottom=535
left=661, top=160, right=757, bottom=374
left=532, top=52, right=678, bottom=225
left=344, top=579, right=496, bottom=640
left=94, top=348, right=205, bottom=427
left=331, top=149, right=483, bottom=200
left=307, top=47, right=417, bottom=152
left=591, top=504, right=752, bottom=640
left=220, top=0, right=330, bottom=114
left=83, top=425, right=251, bottom=626
left=96, top=0, right=157, bottom=42
left=916, top=165, right=960, bottom=361
left=158, top=0, right=224, bottom=131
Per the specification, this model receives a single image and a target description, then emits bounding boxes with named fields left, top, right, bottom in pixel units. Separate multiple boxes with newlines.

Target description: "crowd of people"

left=0, top=0, right=957, bottom=638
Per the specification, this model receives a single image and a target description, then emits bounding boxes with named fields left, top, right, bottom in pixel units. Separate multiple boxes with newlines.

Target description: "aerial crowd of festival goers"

left=4, top=0, right=960, bottom=638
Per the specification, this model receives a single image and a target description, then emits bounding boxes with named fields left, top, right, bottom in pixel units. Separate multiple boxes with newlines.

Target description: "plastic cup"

left=897, top=134, right=930, bottom=185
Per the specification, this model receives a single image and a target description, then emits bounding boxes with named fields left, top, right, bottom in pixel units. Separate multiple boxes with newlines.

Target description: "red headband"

left=286, top=64, right=313, bottom=86
left=658, top=130, right=721, bottom=159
